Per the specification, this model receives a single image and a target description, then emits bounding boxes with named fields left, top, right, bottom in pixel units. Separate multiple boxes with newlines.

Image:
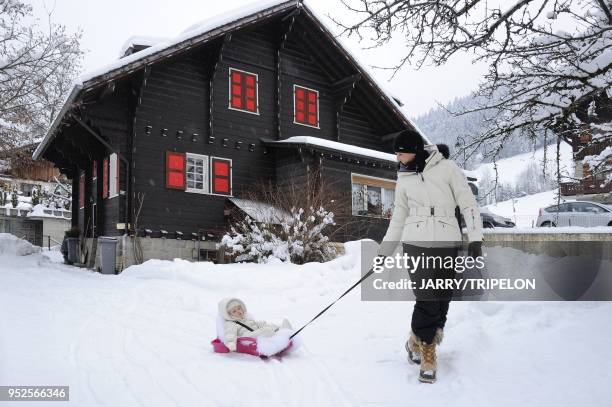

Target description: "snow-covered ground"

left=471, top=142, right=574, bottom=188
left=1, top=235, right=611, bottom=406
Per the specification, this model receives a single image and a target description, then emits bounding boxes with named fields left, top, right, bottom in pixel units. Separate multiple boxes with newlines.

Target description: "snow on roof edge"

left=33, top=84, right=83, bottom=160
left=118, top=35, right=169, bottom=58
left=270, top=136, right=397, bottom=162
left=229, top=197, right=292, bottom=224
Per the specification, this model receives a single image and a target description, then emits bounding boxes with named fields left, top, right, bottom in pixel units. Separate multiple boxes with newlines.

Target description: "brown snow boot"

left=419, top=341, right=437, bottom=383
left=433, top=328, right=444, bottom=345
left=405, top=332, right=421, bottom=364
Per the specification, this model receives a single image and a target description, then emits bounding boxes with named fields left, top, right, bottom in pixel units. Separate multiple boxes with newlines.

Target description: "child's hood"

left=218, top=297, right=247, bottom=321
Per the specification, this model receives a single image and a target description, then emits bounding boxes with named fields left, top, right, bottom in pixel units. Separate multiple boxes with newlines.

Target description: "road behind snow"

left=1, top=242, right=611, bottom=407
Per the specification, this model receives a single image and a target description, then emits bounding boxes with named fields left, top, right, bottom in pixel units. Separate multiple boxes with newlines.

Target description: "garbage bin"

left=66, top=237, right=79, bottom=264
left=99, top=237, right=118, bottom=275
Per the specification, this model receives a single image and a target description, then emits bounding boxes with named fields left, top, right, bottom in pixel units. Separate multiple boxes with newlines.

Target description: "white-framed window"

left=293, top=84, right=319, bottom=128
left=228, top=67, right=259, bottom=115
left=351, top=173, right=396, bottom=219
left=108, top=153, right=119, bottom=198
left=165, top=151, right=232, bottom=197
left=186, top=153, right=209, bottom=194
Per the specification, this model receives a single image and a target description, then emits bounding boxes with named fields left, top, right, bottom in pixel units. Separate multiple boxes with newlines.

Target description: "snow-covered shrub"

left=221, top=206, right=337, bottom=264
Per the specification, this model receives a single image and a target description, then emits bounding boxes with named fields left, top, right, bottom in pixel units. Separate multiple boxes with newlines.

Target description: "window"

left=186, top=153, right=209, bottom=194
left=108, top=153, right=119, bottom=198
left=229, top=68, right=258, bottom=114
left=166, top=152, right=232, bottom=195
left=102, top=158, right=109, bottom=198
left=351, top=173, right=395, bottom=218
left=92, top=160, right=97, bottom=180
left=166, top=151, right=186, bottom=190
left=211, top=157, right=232, bottom=195
left=79, top=173, right=85, bottom=209
left=574, top=202, right=607, bottom=213
left=294, top=85, right=319, bottom=128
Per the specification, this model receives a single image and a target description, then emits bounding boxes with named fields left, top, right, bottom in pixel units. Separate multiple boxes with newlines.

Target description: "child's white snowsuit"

left=218, top=297, right=289, bottom=351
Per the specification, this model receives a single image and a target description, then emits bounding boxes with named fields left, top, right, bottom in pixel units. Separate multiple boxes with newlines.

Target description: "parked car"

left=536, top=201, right=612, bottom=227
left=480, top=208, right=516, bottom=228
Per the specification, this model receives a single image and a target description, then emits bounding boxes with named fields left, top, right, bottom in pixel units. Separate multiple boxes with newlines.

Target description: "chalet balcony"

left=560, top=181, right=612, bottom=196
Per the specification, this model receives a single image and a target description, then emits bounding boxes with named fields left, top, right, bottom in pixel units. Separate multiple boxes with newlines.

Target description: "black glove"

left=467, top=241, right=483, bottom=258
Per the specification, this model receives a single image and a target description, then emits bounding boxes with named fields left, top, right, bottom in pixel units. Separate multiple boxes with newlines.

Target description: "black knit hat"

left=393, top=129, right=424, bottom=153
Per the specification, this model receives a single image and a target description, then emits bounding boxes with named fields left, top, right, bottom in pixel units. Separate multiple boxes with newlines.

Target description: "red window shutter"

left=166, top=151, right=186, bottom=190
left=102, top=158, right=109, bottom=198
left=211, top=158, right=231, bottom=195
left=294, top=86, right=318, bottom=127
left=79, top=174, right=85, bottom=208
left=230, top=70, right=243, bottom=109
left=229, top=69, right=257, bottom=112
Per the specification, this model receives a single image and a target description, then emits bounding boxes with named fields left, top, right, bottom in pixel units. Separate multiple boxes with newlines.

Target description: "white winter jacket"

left=218, top=297, right=279, bottom=351
left=377, top=145, right=483, bottom=256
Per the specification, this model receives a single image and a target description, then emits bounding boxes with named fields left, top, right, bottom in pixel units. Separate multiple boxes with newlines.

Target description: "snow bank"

left=0, top=233, right=40, bottom=256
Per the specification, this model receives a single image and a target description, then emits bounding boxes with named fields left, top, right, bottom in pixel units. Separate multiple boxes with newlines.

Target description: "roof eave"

left=32, top=84, right=83, bottom=160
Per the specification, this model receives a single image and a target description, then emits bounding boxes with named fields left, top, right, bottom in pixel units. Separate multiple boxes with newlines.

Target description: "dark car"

left=480, top=207, right=515, bottom=228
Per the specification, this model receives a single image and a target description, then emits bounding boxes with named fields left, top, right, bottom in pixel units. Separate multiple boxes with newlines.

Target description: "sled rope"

left=290, top=268, right=375, bottom=339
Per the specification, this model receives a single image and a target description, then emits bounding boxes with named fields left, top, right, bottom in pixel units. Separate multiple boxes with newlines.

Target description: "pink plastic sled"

left=211, top=337, right=293, bottom=357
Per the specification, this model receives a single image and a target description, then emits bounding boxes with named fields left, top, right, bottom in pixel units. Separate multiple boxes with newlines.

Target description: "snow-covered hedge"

left=221, top=206, right=337, bottom=264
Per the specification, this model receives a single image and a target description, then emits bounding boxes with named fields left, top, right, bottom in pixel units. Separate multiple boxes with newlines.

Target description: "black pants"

left=403, top=244, right=458, bottom=344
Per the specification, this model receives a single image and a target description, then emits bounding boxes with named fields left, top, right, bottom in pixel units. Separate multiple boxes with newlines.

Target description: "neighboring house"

left=558, top=90, right=612, bottom=203
left=33, top=0, right=430, bottom=268
left=1, top=141, right=62, bottom=196
left=1, top=142, right=70, bottom=246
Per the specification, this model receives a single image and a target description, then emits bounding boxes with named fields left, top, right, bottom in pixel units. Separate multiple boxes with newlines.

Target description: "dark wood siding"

left=279, top=26, right=335, bottom=141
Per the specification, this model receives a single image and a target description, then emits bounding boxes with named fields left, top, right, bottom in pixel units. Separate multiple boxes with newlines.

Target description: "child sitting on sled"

left=219, top=297, right=292, bottom=352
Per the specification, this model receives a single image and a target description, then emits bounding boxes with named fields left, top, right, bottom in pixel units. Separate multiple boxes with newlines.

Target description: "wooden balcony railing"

left=560, top=181, right=612, bottom=196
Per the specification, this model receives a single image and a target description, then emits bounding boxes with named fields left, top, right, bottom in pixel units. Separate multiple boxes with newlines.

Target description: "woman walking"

left=376, top=129, right=483, bottom=383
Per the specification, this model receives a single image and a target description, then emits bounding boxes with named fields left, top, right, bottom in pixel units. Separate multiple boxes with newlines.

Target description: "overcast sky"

left=31, top=0, right=488, bottom=118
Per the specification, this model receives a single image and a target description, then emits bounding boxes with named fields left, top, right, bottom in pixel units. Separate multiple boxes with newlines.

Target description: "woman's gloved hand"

left=467, top=241, right=483, bottom=258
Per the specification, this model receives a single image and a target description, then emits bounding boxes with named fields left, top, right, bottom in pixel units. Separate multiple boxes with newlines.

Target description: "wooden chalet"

left=33, top=0, right=429, bottom=265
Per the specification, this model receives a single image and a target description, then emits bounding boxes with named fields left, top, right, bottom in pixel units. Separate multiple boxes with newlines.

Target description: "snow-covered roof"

left=229, top=197, right=292, bottom=224
left=118, top=35, right=169, bottom=58
left=34, top=0, right=429, bottom=160
left=27, top=204, right=72, bottom=220
left=266, top=136, right=397, bottom=162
